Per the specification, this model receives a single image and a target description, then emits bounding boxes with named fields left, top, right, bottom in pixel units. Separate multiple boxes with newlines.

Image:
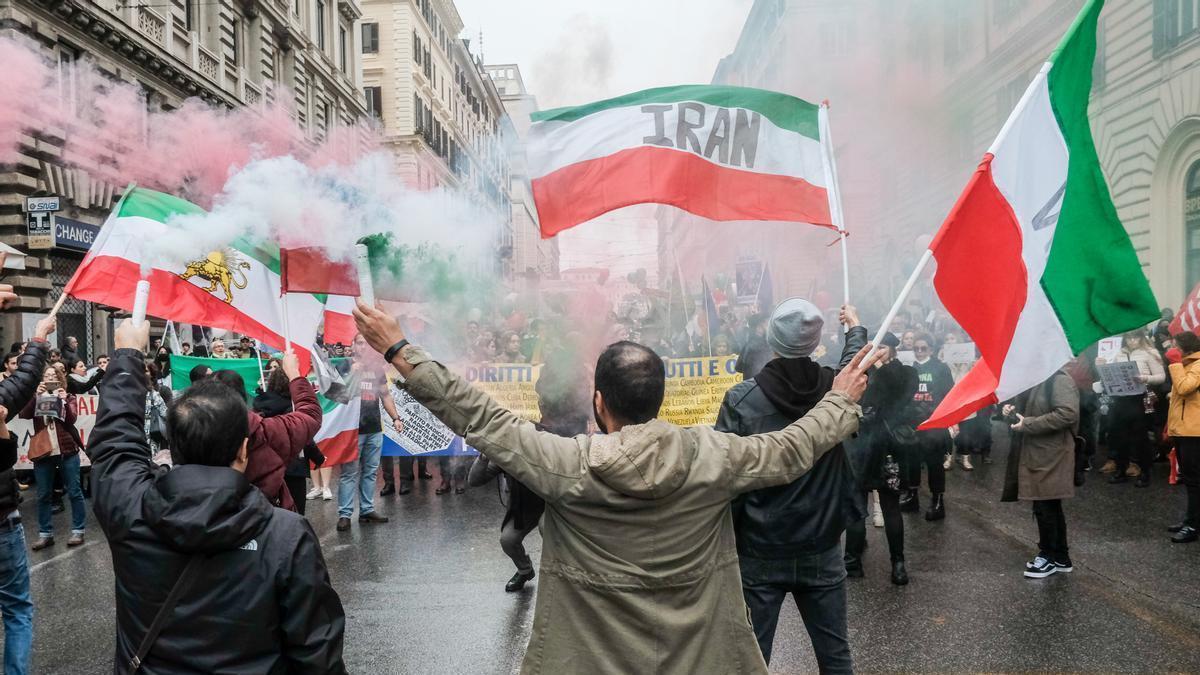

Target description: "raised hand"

left=831, top=345, right=887, bottom=403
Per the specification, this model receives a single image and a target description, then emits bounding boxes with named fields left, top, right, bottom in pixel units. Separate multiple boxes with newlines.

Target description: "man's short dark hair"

left=213, top=369, right=247, bottom=402
left=594, top=341, right=665, bottom=425
left=168, top=381, right=249, bottom=467
left=189, top=364, right=212, bottom=384
left=3, top=352, right=17, bottom=365
left=1176, top=332, right=1200, bottom=355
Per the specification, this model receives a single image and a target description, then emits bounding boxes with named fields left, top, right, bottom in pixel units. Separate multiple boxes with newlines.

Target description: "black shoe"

left=1107, top=473, right=1129, bottom=484
left=1168, top=523, right=1186, bottom=533
left=336, top=517, right=351, bottom=532
left=924, top=494, right=945, bottom=522
left=419, top=472, right=434, bottom=480
left=844, top=557, right=864, bottom=578
left=435, top=482, right=451, bottom=495
left=1074, top=471, right=1086, bottom=487
left=1172, top=526, right=1198, bottom=543
left=1054, top=558, right=1074, bottom=573
left=454, top=486, right=466, bottom=494
left=891, top=560, right=909, bottom=586
left=359, top=512, right=390, bottom=524
left=379, top=484, right=395, bottom=497
left=505, top=570, right=535, bottom=592
left=899, top=490, right=920, bottom=513
left=398, top=481, right=412, bottom=495
left=1024, top=556, right=1058, bottom=579
left=1135, top=474, right=1150, bottom=488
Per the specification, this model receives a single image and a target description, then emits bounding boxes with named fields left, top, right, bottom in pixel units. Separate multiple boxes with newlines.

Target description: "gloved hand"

left=1166, top=347, right=1183, bottom=365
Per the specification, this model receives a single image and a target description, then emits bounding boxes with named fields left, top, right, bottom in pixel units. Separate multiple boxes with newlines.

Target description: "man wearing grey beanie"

left=715, top=298, right=868, bottom=673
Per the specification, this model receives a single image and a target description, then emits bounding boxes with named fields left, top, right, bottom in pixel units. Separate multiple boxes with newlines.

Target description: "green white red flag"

left=314, top=395, right=360, bottom=467
left=527, top=85, right=836, bottom=238
left=921, top=0, right=1158, bottom=429
left=65, top=187, right=325, bottom=372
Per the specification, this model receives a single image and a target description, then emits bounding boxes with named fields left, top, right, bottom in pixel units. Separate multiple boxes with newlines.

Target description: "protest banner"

left=11, top=394, right=98, bottom=470
left=380, top=355, right=743, bottom=456
left=1097, top=361, right=1146, bottom=396
left=1097, top=337, right=1123, bottom=362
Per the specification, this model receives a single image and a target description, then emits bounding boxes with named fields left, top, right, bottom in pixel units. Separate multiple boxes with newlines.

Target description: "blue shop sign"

left=54, top=216, right=101, bottom=252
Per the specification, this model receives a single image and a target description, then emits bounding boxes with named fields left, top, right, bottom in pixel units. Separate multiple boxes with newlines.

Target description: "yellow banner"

left=458, top=356, right=741, bottom=427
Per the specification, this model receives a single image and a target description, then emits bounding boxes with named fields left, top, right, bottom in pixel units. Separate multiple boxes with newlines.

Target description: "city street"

left=22, top=427, right=1200, bottom=674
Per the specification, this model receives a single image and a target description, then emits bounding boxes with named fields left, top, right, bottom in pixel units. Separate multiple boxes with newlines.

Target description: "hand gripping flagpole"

left=819, top=102, right=851, bottom=306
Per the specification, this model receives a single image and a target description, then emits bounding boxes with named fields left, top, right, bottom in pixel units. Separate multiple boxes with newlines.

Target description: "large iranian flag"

left=527, top=85, right=836, bottom=238
left=66, top=187, right=325, bottom=372
left=315, top=395, right=360, bottom=467
left=921, top=0, right=1157, bottom=429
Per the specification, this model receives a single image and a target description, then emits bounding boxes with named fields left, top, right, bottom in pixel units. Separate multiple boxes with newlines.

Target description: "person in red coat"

left=212, top=351, right=321, bottom=511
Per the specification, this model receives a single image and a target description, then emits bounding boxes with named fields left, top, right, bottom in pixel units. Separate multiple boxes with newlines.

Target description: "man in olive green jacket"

left=354, top=302, right=880, bottom=674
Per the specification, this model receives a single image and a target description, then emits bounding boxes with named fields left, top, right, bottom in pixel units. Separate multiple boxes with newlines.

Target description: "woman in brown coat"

left=1001, top=369, right=1079, bottom=579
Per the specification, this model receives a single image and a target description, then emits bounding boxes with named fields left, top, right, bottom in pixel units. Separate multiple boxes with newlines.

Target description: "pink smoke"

left=0, top=37, right=377, bottom=203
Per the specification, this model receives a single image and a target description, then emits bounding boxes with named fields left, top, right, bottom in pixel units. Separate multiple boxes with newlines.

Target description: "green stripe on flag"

left=1042, top=0, right=1158, bottom=351
left=118, top=187, right=206, bottom=221
left=531, top=84, right=821, bottom=140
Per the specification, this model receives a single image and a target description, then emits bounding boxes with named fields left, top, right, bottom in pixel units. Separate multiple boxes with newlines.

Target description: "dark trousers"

left=845, top=489, right=904, bottom=563
left=500, top=519, right=537, bottom=574
left=284, top=475, right=307, bottom=516
left=954, top=412, right=993, bottom=455
left=379, top=456, right=428, bottom=489
left=1109, top=395, right=1151, bottom=474
left=907, top=430, right=948, bottom=494
left=1176, top=437, right=1200, bottom=527
left=1032, top=499, right=1069, bottom=562
left=740, top=544, right=851, bottom=674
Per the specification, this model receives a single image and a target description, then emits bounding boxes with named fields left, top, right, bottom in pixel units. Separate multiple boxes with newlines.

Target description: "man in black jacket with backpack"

left=715, top=298, right=867, bottom=673
left=89, top=319, right=345, bottom=674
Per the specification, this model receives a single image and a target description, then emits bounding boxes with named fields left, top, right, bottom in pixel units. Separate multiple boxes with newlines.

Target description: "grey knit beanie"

left=766, top=297, right=824, bottom=359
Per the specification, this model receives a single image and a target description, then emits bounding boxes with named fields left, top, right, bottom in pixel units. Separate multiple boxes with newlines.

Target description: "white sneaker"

left=305, top=487, right=322, bottom=500
left=960, top=455, right=975, bottom=471
left=943, top=454, right=953, bottom=470
left=321, top=488, right=333, bottom=501
left=873, top=511, right=884, bottom=528
left=871, top=492, right=884, bottom=528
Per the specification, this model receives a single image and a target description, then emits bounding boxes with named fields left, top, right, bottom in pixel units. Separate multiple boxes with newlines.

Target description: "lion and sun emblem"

left=178, top=249, right=251, bottom=304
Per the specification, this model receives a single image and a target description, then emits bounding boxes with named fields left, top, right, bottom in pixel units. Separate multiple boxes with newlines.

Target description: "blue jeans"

left=0, top=524, right=32, bottom=674
left=740, top=544, right=851, bottom=674
left=34, top=454, right=86, bottom=537
left=338, top=433, right=382, bottom=518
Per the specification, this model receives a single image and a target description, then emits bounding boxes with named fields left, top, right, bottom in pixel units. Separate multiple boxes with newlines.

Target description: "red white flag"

left=1169, top=283, right=1200, bottom=336
left=280, top=247, right=359, bottom=296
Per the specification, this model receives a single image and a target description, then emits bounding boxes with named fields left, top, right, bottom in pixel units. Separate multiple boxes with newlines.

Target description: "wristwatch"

left=383, top=339, right=410, bottom=365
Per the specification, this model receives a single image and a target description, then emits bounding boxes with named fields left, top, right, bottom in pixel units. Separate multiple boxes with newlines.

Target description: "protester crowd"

left=0, top=275, right=1193, bottom=674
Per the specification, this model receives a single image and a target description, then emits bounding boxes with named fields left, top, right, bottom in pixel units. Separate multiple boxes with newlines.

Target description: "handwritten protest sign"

left=941, top=343, right=977, bottom=366
left=1098, top=361, right=1146, bottom=396
left=11, top=394, right=97, bottom=470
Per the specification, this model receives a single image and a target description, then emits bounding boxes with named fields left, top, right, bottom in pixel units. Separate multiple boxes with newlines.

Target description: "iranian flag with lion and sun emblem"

left=65, top=187, right=325, bottom=372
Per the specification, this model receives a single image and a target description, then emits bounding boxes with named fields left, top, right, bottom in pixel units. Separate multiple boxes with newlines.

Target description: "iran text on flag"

left=315, top=395, right=360, bottom=467
left=527, top=85, right=834, bottom=238
left=921, top=0, right=1157, bottom=430
left=65, top=187, right=325, bottom=372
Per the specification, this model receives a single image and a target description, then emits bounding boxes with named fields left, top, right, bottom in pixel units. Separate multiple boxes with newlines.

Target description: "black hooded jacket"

left=90, top=350, right=346, bottom=674
left=715, top=326, right=868, bottom=559
left=0, top=340, right=48, bottom=519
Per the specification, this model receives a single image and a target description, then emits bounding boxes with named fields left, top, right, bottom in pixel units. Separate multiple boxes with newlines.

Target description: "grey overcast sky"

left=453, top=0, right=755, bottom=109
left=452, top=0, right=755, bottom=276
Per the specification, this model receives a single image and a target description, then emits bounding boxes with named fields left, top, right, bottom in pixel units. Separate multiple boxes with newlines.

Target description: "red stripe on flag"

left=318, top=428, right=359, bottom=467
left=280, top=247, right=360, bottom=296
left=920, top=154, right=1028, bottom=429
left=532, top=146, right=834, bottom=238
left=66, top=254, right=313, bottom=373
left=323, top=309, right=356, bottom=346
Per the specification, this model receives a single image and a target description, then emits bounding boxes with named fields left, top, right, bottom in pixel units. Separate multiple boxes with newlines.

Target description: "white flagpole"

left=281, top=294, right=292, bottom=352
left=819, top=102, right=851, bottom=306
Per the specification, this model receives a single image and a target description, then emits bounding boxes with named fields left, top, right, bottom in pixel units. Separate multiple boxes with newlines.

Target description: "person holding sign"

left=1099, top=330, right=1164, bottom=487
left=22, top=363, right=86, bottom=550
left=352, top=300, right=882, bottom=675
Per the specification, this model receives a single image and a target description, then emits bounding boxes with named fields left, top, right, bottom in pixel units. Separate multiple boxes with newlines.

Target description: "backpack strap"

left=126, top=555, right=204, bottom=673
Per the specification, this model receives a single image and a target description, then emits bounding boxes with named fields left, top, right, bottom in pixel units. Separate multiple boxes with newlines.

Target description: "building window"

left=1155, top=0, right=1200, bottom=56
left=231, top=19, right=241, bottom=66
left=362, top=23, right=379, bottom=53
left=414, top=32, right=422, bottom=64
left=944, top=3, right=970, bottom=64
left=339, top=26, right=347, bottom=71
left=364, top=86, right=382, bottom=118
left=184, top=0, right=194, bottom=31
left=1186, top=161, right=1200, bottom=290
left=316, top=0, right=326, bottom=51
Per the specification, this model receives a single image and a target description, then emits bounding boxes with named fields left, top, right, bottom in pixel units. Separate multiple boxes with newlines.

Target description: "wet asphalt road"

left=21, top=426, right=1200, bottom=673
